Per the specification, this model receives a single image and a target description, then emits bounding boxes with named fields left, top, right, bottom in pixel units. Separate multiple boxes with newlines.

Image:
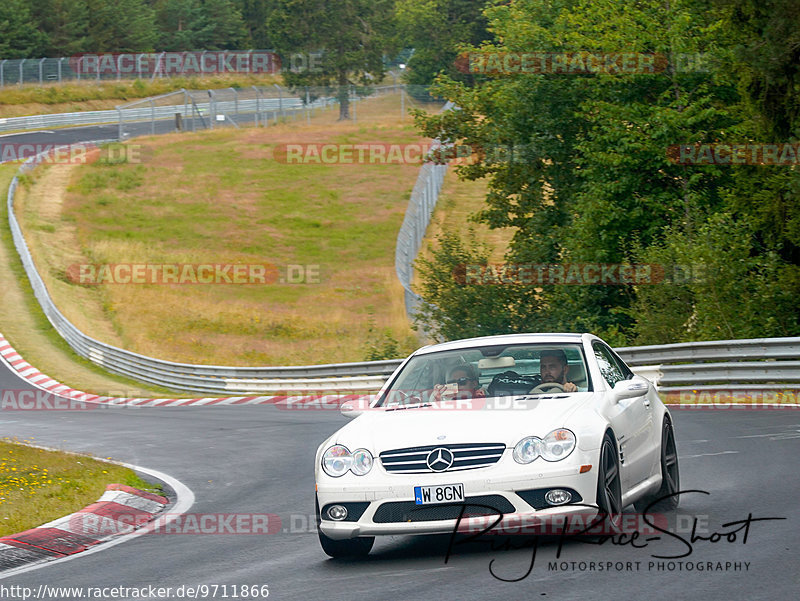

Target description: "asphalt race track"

left=1, top=356, right=798, bottom=601
left=0, top=118, right=220, bottom=154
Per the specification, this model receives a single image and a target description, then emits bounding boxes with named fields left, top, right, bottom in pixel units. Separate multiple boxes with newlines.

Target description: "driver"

left=432, top=363, right=486, bottom=401
left=538, top=349, right=578, bottom=392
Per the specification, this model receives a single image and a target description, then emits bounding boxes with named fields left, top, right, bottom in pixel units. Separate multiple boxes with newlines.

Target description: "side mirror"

left=340, top=397, right=370, bottom=418
left=610, top=377, right=650, bottom=403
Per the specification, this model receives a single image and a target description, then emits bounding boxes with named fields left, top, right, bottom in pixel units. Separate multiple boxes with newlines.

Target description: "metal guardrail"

left=616, top=337, right=800, bottom=366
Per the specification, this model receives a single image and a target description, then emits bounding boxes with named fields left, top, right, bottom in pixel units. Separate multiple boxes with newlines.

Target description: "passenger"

left=432, top=363, right=486, bottom=401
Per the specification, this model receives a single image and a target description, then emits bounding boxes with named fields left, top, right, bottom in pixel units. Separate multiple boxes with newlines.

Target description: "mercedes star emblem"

left=426, top=447, right=455, bottom=472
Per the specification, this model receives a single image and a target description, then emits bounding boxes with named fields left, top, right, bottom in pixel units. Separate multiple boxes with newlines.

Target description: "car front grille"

left=379, top=443, right=506, bottom=474
left=372, top=495, right=515, bottom=523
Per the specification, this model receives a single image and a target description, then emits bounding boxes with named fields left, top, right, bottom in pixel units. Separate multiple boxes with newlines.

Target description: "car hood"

left=331, top=393, right=595, bottom=452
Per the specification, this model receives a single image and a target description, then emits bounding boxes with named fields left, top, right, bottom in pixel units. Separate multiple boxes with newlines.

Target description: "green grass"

left=0, top=439, right=162, bottom=537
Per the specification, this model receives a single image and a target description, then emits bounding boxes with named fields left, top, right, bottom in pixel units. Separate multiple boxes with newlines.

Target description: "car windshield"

left=377, top=343, right=591, bottom=407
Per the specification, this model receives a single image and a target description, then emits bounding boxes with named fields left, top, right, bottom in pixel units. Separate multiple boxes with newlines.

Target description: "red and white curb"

left=0, top=484, right=168, bottom=572
left=0, top=332, right=372, bottom=409
left=0, top=452, right=194, bottom=580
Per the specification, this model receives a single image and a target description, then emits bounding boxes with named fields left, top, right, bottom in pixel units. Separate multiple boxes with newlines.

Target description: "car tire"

left=634, top=418, right=680, bottom=513
left=316, top=498, right=375, bottom=558
left=596, top=433, right=623, bottom=531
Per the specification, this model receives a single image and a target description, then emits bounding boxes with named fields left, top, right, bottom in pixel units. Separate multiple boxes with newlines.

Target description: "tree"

left=0, top=0, right=48, bottom=58
left=85, top=0, right=158, bottom=52
left=413, top=0, right=799, bottom=343
left=237, top=0, right=276, bottom=48
left=394, top=0, right=490, bottom=88
left=268, top=0, right=395, bottom=120
left=153, top=0, right=204, bottom=51
left=194, top=0, right=249, bottom=50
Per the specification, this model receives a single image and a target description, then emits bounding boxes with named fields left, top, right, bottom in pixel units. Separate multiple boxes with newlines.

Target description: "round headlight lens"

left=540, top=429, right=576, bottom=461
left=322, top=445, right=352, bottom=477
left=351, top=449, right=373, bottom=476
left=513, top=436, right=542, bottom=464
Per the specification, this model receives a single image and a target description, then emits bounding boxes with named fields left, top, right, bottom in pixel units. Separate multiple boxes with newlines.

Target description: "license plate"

left=414, top=483, right=465, bottom=505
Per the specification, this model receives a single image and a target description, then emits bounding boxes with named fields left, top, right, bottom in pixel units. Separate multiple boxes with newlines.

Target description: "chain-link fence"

left=0, top=51, right=281, bottom=87
left=395, top=102, right=455, bottom=320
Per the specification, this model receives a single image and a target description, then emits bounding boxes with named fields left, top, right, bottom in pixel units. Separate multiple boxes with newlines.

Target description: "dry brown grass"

left=18, top=93, right=443, bottom=367
left=0, top=163, right=178, bottom=397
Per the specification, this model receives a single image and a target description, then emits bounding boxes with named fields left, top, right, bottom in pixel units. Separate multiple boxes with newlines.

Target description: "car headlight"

left=540, top=428, right=576, bottom=461
left=322, top=445, right=352, bottom=477
left=321, top=445, right=373, bottom=476
left=513, top=436, right=542, bottom=464
left=513, top=429, right=576, bottom=464
left=351, top=449, right=373, bottom=475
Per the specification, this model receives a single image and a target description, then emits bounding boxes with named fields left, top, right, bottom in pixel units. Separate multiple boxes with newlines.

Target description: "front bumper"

left=317, top=448, right=601, bottom=540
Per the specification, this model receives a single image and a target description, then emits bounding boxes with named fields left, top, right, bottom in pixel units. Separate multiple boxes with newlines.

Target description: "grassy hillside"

left=17, top=92, right=441, bottom=366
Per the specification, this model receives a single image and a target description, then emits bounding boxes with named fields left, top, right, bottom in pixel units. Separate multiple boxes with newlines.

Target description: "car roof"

left=414, top=333, right=591, bottom=355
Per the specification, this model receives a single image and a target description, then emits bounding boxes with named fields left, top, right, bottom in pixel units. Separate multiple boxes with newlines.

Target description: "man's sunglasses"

left=446, top=377, right=475, bottom=385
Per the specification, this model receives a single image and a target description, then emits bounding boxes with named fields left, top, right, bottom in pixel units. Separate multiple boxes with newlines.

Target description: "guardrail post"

left=149, top=98, right=155, bottom=135
left=117, top=107, right=123, bottom=140
left=208, top=90, right=215, bottom=130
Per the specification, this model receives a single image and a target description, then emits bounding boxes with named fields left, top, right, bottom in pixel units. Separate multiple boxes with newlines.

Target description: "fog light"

left=545, top=489, right=572, bottom=505
left=326, top=505, right=348, bottom=521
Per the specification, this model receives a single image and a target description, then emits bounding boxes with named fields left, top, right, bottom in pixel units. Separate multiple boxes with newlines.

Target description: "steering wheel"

left=529, top=382, right=566, bottom=394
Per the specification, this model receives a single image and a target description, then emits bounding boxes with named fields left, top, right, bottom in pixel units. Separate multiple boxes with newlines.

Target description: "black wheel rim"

left=600, top=440, right=622, bottom=525
left=663, top=424, right=679, bottom=494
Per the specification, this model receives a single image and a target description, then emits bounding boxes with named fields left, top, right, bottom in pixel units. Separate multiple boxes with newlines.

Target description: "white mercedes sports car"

left=314, top=333, right=680, bottom=557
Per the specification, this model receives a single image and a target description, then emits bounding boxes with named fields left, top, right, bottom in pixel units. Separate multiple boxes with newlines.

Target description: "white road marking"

left=681, top=451, right=739, bottom=459
left=736, top=429, right=800, bottom=440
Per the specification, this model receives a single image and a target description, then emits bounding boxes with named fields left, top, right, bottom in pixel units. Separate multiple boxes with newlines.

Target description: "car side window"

left=593, top=342, right=625, bottom=387
left=608, top=348, right=634, bottom=380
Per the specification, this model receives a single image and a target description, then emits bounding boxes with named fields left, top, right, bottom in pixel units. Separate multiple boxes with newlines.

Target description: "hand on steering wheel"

left=529, top=382, right=566, bottom=394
